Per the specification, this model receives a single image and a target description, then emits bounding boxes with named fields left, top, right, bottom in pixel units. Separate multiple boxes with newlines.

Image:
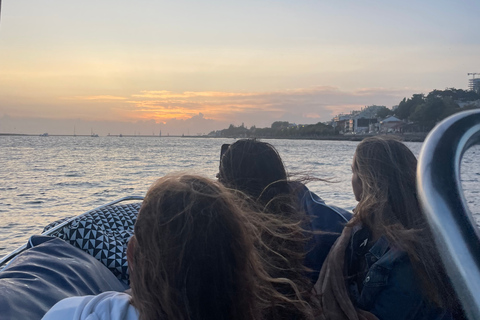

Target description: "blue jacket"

left=346, top=226, right=452, bottom=320
left=294, top=183, right=352, bottom=283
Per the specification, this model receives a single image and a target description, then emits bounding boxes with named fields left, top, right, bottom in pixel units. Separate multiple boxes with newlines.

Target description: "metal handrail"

left=0, top=196, right=144, bottom=268
left=417, top=109, right=480, bottom=320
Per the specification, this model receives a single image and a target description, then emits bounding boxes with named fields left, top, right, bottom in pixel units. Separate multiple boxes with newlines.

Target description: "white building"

left=469, top=78, right=480, bottom=94
left=380, top=116, right=404, bottom=133
left=347, top=105, right=385, bottom=133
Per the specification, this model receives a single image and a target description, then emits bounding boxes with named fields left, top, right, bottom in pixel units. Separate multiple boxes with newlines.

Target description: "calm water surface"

left=0, top=136, right=479, bottom=257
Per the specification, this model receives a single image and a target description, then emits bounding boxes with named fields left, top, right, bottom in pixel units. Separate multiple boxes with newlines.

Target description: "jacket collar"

left=351, top=225, right=405, bottom=270
left=368, top=236, right=390, bottom=260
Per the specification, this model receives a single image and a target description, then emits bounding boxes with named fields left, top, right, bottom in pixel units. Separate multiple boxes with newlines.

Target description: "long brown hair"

left=218, top=139, right=290, bottom=204
left=350, top=136, right=455, bottom=308
left=129, top=173, right=314, bottom=320
left=218, top=139, right=315, bottom=312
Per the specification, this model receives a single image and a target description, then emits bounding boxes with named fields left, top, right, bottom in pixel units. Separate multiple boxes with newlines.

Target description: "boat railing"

left=417, top=109, right=480, bottom=320
left=0, top=195, right=144, bottom=268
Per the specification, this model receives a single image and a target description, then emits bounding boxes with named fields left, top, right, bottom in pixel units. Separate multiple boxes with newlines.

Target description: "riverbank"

left=217, top=132, right=428, bottom=142
left=0, top=132, right=428, bottom=142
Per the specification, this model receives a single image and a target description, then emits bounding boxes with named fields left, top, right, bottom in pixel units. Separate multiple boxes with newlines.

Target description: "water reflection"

left=0, top=136, right=478, bottom=256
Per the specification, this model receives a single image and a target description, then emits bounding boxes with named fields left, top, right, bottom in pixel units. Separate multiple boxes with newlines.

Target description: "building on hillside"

left=332, top=105, right=393, bottom=134
left=331, top=114, right=352, bottom=134
left=469, top=78, right=480, bottom=94
left=379, top=116, right=404, bottom=133
left=347, top=105, right=385, bottom=134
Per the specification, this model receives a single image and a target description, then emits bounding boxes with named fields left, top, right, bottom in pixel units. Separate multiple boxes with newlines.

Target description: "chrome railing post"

left=417, top=109, right=480, bottom=320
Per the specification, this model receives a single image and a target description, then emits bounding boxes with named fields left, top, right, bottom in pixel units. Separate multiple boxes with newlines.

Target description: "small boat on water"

left=1, top=110, right=480, bottom=319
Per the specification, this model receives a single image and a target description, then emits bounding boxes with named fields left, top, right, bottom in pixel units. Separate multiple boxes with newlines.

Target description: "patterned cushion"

left=43, top=202, right=141, bottom=284
left=0, top=236, right=127, bottom=320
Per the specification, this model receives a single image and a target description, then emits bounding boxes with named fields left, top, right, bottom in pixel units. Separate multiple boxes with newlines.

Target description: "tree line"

left=212, top=121, right=336, bottom=138
left=377, top=88, right=480, bottom=131
left=212, top=88, right=480, bottom=137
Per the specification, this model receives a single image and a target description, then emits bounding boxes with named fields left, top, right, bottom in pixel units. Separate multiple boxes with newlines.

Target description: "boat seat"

left=43, top=201, right=142, bottom=284
left=0, top=235, right=127, bottom=320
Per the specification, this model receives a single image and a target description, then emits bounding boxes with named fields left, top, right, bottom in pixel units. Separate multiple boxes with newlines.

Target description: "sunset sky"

left=0, top=0, right=479, bottom=135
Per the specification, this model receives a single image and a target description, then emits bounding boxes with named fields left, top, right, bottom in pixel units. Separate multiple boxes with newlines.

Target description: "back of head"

left=218, top=140, right=314, bottom=316
left=218, top=139, right=290, bottom=203
left=352, top=136, right=419, bottom=231
left=129, top=174, right=259, bottom=320
left=352, top=136, right=456, bottom=308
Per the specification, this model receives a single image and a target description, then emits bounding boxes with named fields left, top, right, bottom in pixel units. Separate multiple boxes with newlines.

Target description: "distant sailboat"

left=90, top=128, right=99, bottom=137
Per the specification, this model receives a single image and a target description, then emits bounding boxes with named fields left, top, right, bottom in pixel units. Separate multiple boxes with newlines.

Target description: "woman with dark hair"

left=218, top=139, right=351, bottom=285
left=218, top=139, right=291, bottom=204
left=316, top=136, right=457, bottom=320
left=43, top=173, right=314, bottom=320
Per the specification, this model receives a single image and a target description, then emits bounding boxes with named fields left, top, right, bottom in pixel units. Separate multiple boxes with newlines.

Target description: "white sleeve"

left=42, top=291, right=138, bottom=320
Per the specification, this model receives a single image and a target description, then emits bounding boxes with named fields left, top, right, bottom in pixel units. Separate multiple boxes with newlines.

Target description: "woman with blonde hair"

left=316, top=136, right=458, bottom=320
left=43, top=173, right=314, bottom=320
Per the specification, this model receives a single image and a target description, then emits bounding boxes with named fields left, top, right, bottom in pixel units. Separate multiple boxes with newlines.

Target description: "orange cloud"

left=120, top=89, right=289, bottom=122
left=63, top=86, right=416, bottom=126
left=62, top=95, right=127, bottom=101
left=132, top=90, right=256, bottom=99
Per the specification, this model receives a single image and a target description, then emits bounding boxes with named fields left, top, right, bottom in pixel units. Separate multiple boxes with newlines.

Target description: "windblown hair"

left=350, top=136, right=455, bottom=308
left=129, top=173, right=314, bottom=320
left=218, top=139, right=315, bottom=317
left=218, top=139, right=309, bottom=224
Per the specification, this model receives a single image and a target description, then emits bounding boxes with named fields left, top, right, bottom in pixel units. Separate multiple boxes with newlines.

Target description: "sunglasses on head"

left=220, top=144, right=230, bottom=158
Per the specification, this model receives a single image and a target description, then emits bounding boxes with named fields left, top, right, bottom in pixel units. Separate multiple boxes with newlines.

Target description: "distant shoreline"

left=224, top=133, right=427, bottom=142
left=0, top=132, right=428, bottom=142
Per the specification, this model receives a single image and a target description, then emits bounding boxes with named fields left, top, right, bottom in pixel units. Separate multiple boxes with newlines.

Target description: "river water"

left=0, top=136, right=479, bottom=257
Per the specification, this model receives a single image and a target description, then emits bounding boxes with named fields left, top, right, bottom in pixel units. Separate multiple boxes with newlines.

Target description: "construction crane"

left=468, top=73, right=480, bottom=79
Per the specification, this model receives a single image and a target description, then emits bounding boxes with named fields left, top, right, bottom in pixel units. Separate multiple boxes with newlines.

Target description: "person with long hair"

left=316, top=136, right=457, bottom=320
left=218, top=139, right=351, bottom=285
left=42, top=173, right=314, bottom=320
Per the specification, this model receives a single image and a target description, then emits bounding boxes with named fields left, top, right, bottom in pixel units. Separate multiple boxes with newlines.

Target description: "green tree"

left=297, top=122, right=335, bottom=136
left=427, top=88, right=480, bottom=102
left=409, top=97, right=458, bottom=130
left=271, top=121, right=290, bottom=130
left=376, top=106, right=393, bottom=119
left=395, top=94, right=425, bottom=120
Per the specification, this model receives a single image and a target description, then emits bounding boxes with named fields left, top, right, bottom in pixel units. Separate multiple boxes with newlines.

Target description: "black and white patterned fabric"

left=43, top=202, right=142, bottom=284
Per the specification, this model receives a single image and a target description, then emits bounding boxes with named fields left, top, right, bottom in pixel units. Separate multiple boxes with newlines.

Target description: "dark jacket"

left=294, top=183, right=352, bottom=283
left=346, top=226, right=452, bottom=320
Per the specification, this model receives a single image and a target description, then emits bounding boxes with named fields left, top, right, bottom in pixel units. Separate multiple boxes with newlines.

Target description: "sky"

left=0, top=0, right=479, bottom=135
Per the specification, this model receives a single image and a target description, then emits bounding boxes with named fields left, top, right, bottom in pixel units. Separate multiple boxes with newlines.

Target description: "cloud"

left=0, top=85, right=419, bottom=135
left=62, top=95, right=127, bottom=101
left=114, top=86, right=415, bottom=127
